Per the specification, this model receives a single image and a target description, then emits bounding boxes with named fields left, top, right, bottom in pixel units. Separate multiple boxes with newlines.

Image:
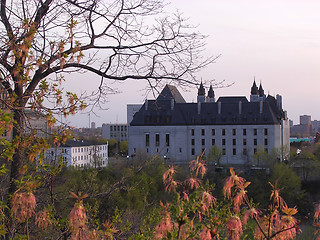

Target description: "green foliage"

left=119, top=141, right=128, bottom=155
left=270, top=163, right=305, bottom=206
left=207, top=145, right=222, bottom=166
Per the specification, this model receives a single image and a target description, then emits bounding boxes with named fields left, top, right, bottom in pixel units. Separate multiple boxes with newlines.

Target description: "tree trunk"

left=5, top=108, right=25, bottom=239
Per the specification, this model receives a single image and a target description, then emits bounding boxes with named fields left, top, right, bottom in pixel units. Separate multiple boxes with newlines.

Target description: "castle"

left=128, top=81, right=290, bottom=165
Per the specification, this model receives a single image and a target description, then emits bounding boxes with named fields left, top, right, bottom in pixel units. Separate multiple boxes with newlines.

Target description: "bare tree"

left=0, top=0, right=217, bottom=237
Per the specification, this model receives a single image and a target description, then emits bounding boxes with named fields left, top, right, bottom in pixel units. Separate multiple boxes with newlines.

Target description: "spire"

left=198, top=81, right=205, bottom=96
left=258, top=83, right=264, bottom=97
left=208, top=85, right=215, bottom=98
left=250, top=79, right=258, bottom=95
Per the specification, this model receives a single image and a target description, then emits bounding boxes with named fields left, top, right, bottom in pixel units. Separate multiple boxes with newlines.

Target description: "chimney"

left=145, top=100, right=148, bottom=110
left=197, top=102, right=201, bottom=115
left=171, top=98, right=174, bottom=110
left=260, top=100, right=263, bottom=114
left=218, top=101, right=221, bottom=114
left=276, top=94, right=282, bottom=110
left=238, top=101, right=242, bottom=115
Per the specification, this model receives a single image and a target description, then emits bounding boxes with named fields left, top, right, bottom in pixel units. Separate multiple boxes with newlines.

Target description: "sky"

left=66, top=0, right=320, bottom=128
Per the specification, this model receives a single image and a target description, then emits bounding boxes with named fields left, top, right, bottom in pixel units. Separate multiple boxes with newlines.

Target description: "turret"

left=250, top=79, right=259, bottom=102
left=207, top=85, right=215, bottom=102
left=197, top=82, right=206, bottom=103
left=258, top=83, right=266, bottom=101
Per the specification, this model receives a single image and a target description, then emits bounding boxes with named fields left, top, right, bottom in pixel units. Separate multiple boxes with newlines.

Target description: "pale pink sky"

left=66, top=0, right=320, bottom=127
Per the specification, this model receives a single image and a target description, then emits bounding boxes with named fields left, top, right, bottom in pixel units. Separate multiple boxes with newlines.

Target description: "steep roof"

left=198, top=82, right=205, bottom=96
left=208, top=85, right=215, bottom=98
left=131, top=86, right=285, bottom=126
left=259, top=83, right=264, bottom=97
left=156, top=84, right=186, bottom=103
left=251, top=81, right=258, bottom=95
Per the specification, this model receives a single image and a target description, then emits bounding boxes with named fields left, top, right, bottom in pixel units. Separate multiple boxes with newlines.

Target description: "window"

left=243, top=148, right=247, bottom=155
left=202, top=139, right=205, bottom=146
left=191, top=139, right=195, bottom=146
left=222, top=129, right=226, bottom=136
left=265, top=148, right=268, bottom=153
left=233, top=148, right=236, bottom=155
left=254, top=138, right=257, bottom=146
left=233, top=139, right=236, bottom=145
left=202, top=148, right=205, bottom=154
left=254, top=148, right=257, bottom=154
left=179, top=148, right=182, bottom=153
left=264, top=129, right=268, bottom=135
left=166, top=134, right=170, bottom=146
left=155, top=134, right=160, bottom=147
left=191, top=148, right=195, bottom=155
left=212, top=139, right=215, bottom=145
left=232, top=129, right=236, bottom=136
left=264, top=138, right=268, bottom=146
left=145, top=134, right=149, bottom=147
left=222, top=139, right=226, bottom=146
left=201, top=129, right=205, bottom=136
left=133, top=148, right=136, bottom=153
left=254, top=129, right=257, bottom=136
left=222, top=148, right=226, bottom=155
left=243, top=129, right=247, bottom=136
left=121, top=126, right=123, bottom=131
left=191, top=129, right=195, bottom=136
left=243, top=139, right=247, bottom=146
left=212, top=129, right=215, bottom=136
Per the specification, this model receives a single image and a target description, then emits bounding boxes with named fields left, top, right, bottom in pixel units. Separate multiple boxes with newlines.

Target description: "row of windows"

left=72, top=153, right=107, bottom=161
left=191, top=138, right=268, bottom=146
left=110, top=133, right=127, bottom=138
left=72, top=146, right=107, bottom=153
left=191, top=147, right=268, bottom=156
left=110, top=125, right=127, bottom=132
left=146, top=133, right=170, bottom=147
left=191, top=128, right=268, bottom=136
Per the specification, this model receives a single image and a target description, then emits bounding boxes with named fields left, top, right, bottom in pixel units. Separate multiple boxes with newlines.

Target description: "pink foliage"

left=226, top=215, right=243, bottom=240
left=11, top=191, right=36, bottom=222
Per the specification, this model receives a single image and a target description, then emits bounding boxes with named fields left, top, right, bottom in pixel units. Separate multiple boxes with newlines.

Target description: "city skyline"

left=65, top=0, right=320, bottom=127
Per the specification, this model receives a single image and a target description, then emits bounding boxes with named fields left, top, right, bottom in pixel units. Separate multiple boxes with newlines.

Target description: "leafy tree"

left=142, top=157, right=301, bottom=240
left=269, top=163, right=305, bottom=206
left=207, top=145, right=223, bottom=167
left=253, top=145, right=268, bottom=166
left=119, top=140, right=128, bottom=156
left=0, top=0, right=216, bottom=238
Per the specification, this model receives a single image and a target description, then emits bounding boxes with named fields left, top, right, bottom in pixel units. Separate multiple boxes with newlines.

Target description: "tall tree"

left=0, top=0, right=216, bottom=237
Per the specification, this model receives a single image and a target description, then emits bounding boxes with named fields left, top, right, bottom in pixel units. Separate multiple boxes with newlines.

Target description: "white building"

left=47, top=139, right=108, bottom=168
left=128, top=82, right=290, bottom=165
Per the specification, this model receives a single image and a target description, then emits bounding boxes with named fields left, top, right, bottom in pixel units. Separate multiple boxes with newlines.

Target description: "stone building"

left=128, top=82, right=290, bottom=164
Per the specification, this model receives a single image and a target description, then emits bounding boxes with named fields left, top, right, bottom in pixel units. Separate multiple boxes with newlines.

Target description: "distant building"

left=47, top=139, right=108, bottom=168
left=102, top=123, right=128, bottom=142
left=290, top=115, right=313, bottom=137
left=129, top=82, right=290, bottom=164
left=91, top=122, right=96, bottom=129
left=25, top=110, right=50, bottom=139
left=312, top=120, right=320, bottom=133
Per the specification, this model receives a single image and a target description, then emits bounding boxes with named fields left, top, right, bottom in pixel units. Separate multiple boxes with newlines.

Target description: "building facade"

left=47, top=139, right=108, bottom=168
left=102, top=123, right=128, bottom=142
left=128, top=82, right=290, bottom=164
